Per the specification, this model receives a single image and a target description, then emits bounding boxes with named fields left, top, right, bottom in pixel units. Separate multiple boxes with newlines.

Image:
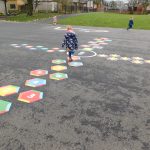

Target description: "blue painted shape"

left=25, top=78, right=46, bottom=87
left=41, top=48, right=49, bottom=51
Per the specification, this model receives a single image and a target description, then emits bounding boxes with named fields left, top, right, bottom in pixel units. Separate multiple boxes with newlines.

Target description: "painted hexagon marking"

left=68, top=62, right=83, bottom=67
left=72, top=56, right=81, bottom=60
left=97, top=54, right=108, bottom=58
left=36, top=46, right=44, bottom=48
left=58, top=50, right=66, bottom=52
left=50, top=73, right=68, bottom=80
left=30, top=48, right=37, bottom=50
left=47, top=50, right=55, bottom=53
left=99, top=42, right=108, bottom=45
left=109, top=54, right=120, bottom=58
left=25, top=78, right=46, bottom=87
left=26, top=46, right=33, bottom=48
left=132, top=57, right=144, bottom=61
left=80, top=45, right=90, bottom=48
left=131, top=60, right=144, bottom=64
left=52, top=59, right=66, bottom=64
left=51, top=65, right=67, bottom=71
left=52, top=48, right=59, bottom=50
left=145, top=60, right=150, bottom=64
left=82, top=48, right=93, bottom=51
left=18, top=90, right=43, bottom=103
left=88, top=41, right=96, bottom=44
left=21, top=44, right=28, bottom=46
left=41, top=48, right=48, bottom=51
left=107, top=57, right=119, bottom=61
left=30, top=69, right=48, bottom=76
left=104, top=39, right=112, bottom=42
left=11, top=44, right=18, bottom=46
left=67, top=56, right=81, bottom=61
left=120, top=57, right=131, bottom=61
left=0, top=85, right=20, bottom=96
left=0, top=100, right=12, bottom=115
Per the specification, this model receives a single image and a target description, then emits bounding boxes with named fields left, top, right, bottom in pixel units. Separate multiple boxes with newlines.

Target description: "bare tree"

left=141, top=0, right=150, bottom=13
left=93, top=0, right=103, bottom=11
left=128, top=0, right=138, bottom=13
left=109, top=0, right=117, bottom=9
left=27, top=0, right=33, bottom=16
left=34, top=0, right=40, bottom=12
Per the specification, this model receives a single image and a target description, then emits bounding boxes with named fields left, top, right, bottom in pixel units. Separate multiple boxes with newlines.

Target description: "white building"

left=0, top=1, right=5, bottom=14
left=34, top=0, right=57, bottom=12
left=73, top=0, right=93, bottom=7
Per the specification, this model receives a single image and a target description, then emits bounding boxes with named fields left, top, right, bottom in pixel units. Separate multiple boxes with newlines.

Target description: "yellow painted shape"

left=107, top=57, right=119, bottom=61
left=0, top=85, right=19, bottom=96
left=145, top=60, right=150, bottom=63
left=131, top=60, right=143, bottom=64
left=120, top=57, right=131, bottom=61
left=51, top=65, right=67, bottom=71
left=110, top=54, right=120, bottom=58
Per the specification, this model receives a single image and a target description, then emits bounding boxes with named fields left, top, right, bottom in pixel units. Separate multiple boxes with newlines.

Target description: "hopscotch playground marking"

left=54, top=27, right=109, bottom=33
left=1, top=41, right=85, bottom=115
left=2, top=36, right=150, bottom=115
left=98, top=54, right=150, bottom=65
left=77, top=37, right=150, bottom=65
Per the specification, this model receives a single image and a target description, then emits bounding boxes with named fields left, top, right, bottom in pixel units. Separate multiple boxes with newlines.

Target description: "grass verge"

left=58, top=12, right=150, bottom=30
left=6, top=13, right=58, bottom=22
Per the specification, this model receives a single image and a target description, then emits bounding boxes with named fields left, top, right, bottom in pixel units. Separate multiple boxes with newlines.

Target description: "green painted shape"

left=58, top=50, right=66, bottom=52
left=0, top=100, right=12, bottom=112
left=53, top=73, right=67, bottom=78
left=52, top=59, right=66, bottom=64
left=82, top=48, right=93, bottom=51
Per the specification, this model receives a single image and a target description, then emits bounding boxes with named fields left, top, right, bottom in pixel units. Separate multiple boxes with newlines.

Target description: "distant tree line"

left=104, top=0, right=150, bottom=14
left=1, top=0, right=150, bottom=16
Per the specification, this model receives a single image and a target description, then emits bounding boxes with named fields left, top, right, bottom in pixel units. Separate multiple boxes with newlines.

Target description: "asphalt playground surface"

left=0, top=20, right=150, bottom=150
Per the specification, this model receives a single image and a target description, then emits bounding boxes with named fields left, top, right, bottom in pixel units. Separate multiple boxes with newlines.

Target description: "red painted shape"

left=18, top=90, right=42, bottom=103
left=30, top=70, right=47, bottom=76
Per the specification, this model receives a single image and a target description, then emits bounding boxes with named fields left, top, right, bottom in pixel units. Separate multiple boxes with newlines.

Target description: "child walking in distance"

left=62, top=25, right=78, bottom=62
left=127, top=17, right=134, bottom=30
left=53, top=16, right=57, bottom=25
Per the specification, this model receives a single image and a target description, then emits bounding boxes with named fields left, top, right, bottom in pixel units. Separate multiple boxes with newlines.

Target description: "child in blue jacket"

left=127, top=17, right=134, bottom=30
left=62, top=25, right=78, bottom=62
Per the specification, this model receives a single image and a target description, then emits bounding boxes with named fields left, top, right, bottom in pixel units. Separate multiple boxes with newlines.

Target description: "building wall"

left=87, top=1, right=93, bottom=8
left=147, top=5, right=150, bottom=11
left=7, top=0, right=18, bottom=10
left=0, top=1, right=5, bottom=14
left=35, top=1, right=57, bottom=12
left=6, top=0, right=26, bottom=11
